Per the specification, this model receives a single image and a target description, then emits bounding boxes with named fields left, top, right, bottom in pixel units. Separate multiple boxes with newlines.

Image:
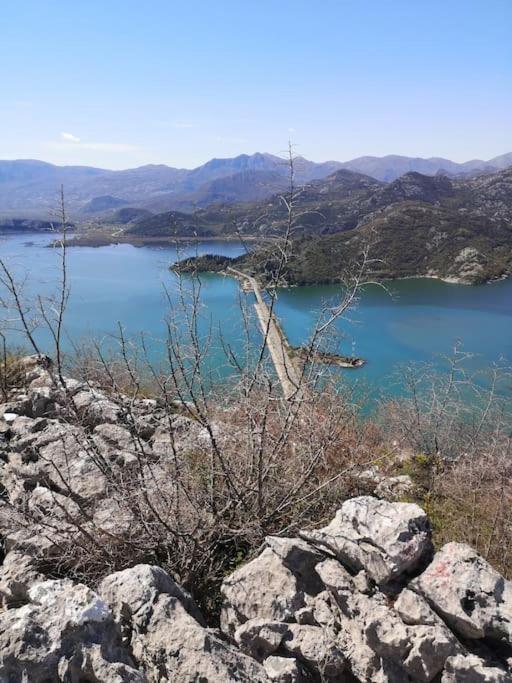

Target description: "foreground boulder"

left=441, top=654, right=510, bottom=682
left=234, top=619, right=346, bottom=680
left=218, top=498, right=510, bottom=681
left=316, top=557, right=461, bottom=682
left=1, top=490, right=511, bottom=681
left=411, top=542, right=512, bottom=643
left=99, top=565, right=269, bottom=682
left=221, top=547, right=306, bottom=637
left=299, top=495, right=433, bottom=587
left=0, top=579, right=143, bottom=682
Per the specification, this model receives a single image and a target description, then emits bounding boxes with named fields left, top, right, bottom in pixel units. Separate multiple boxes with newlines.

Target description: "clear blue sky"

left=1, top=0, right=510, bottom=169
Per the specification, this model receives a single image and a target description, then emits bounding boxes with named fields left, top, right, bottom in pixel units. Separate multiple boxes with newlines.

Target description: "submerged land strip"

left=227, top=267, right=365, bottom=399
left=227, top=267, right=303, bottom=400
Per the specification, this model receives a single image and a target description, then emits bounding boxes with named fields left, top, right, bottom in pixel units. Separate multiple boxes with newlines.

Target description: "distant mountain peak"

left=0, top=152, right=511, bottom=218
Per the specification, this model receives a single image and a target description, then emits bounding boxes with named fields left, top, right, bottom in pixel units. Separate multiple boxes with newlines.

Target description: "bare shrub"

left=380, top=351, right=512, bottom=577
left=0, top=339, right=25, bottom=401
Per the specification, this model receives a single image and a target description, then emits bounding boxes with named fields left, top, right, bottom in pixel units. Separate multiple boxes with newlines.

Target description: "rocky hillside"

left=0, top=356, right=511, bottom=681
left=172, top=167, right=512, bottom=284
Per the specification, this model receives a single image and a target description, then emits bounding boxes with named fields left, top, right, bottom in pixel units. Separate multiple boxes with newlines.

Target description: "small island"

left=292, top=346, right=365, bottom=368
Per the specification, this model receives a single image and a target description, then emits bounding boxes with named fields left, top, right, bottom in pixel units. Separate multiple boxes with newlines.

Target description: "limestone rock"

left=73, top=388, right=123, bottom=426
left=0, top=550, right=44, bottom=606
left=0, top=578, right=142, bottom=682
left=316, top=558, right=459, bottom=682
left=99, top=563, right=204, bottom=628
left=402, top=626, right=462, bottom=682
left=100, top=564, right=268, bottom=682
left=235, top=619, right=290, bottom=660
left=143, top=596, right=268, bottom=681
left=316, top=558, right=403, bottom=681
left=264, top=655, right=309, bottom=682
left=265, top=536, right=325, bottom=594
left=221, top=548, right=305, bottom=637
left=17, top=353, right=53, bottom=376
left=3, top=360, right=512, bottom=682
left=375, top=474, right=414, bottom=500
left=441, top=654, right=510, bottom=682
left=300, top=495, right=432, bottom=586
left=150, top=416, right=206, bottom=457
left=412, top=542, right=512, bottom=642
left=5, top=419, right=107, bottom=502
left=395, top=588, right=442, bottom=626
left=280, top=623, right=346, bottom=680
left=234, top=618, right=345, bottom=680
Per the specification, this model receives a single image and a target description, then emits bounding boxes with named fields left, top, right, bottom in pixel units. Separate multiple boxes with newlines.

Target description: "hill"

left=1, top=151, right=511, bottom=218
left=1, top=354, right=511, bottom=680
left=81, top=195, right=129, bottom=213
left=0, top=153, right=334, bottom=217
left=173, top=167, right=512, bottom=284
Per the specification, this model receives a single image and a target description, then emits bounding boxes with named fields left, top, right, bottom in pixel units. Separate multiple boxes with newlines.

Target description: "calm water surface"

left=1, top=232, right=511, bottom=404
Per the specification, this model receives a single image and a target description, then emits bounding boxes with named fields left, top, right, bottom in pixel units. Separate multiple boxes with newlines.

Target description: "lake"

left=1, top=232, right=511, bottom=405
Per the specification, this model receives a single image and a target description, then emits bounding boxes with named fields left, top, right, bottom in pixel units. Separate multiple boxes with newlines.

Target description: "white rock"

left=99, top=563, right=203, bottom=628
left=442, top=654, right=510, bottom=682
left=28, top=580, right=111, bottom=626
left=101, top=565, right=267, bottom=682
left=395, top=588, right=445, bottom=626
left=221, top=548, right=305, bottom=637
left=265, top=536, right=325, bottom=594
left=0, top=551, right=44, bottom=606
left=317, top=557, right=459, bottom=682
left=73, top=388, right=122, bottom=426
left=264, top=655, right=305, bottom=682
left=412, top=542, right=512, bottom=642
left=300, top=496, right=432, bottom=586
left=0, top=578, right=142, bottom=681
left=235, top=619, right=289, bottom=660
left=280, top=623, right=346, bottom=680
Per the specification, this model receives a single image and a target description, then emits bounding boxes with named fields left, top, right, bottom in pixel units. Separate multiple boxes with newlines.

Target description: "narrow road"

left=227, top=268, right=302, bottom=400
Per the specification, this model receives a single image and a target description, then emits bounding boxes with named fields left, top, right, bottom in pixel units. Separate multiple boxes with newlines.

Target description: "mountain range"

left=1, top=151, right=512, bottom=219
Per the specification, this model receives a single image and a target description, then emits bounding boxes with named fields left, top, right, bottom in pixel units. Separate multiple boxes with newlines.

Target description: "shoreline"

left=218, top=266, right=510, bottom=289
left=3, top=230, right=509, bottom=287
left=63, top=234, right=253, bottom=248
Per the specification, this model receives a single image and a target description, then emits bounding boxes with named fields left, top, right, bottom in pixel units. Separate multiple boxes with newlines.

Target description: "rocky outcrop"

left=0, top=578, right=144, bottom=682
left=98, top=565, right=268, bottom=682
left=442, top=654, right=510, bottom=682
left=411, top=542, right=512, bottom=642
left=1, top=356, right=512, bottom=681
left=299, top=496, right=433, bottom=587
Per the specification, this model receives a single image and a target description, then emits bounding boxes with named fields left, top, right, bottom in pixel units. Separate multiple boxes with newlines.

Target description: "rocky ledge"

left=0, top=357, right=511, bottom=681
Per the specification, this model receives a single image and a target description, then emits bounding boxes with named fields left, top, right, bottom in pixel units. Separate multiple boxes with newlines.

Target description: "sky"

left=1, top=0, right=511, bottom=169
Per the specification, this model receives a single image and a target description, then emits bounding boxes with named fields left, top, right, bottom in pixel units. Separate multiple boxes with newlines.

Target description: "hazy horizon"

left=2, top=148, right=512, bottom=173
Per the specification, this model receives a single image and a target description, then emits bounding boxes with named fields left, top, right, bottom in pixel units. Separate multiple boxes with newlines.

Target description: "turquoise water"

left=1, top=232, right=511, bottom=403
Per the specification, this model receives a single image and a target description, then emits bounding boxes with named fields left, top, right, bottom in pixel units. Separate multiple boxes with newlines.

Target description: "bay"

left=1, top=232, right=511, bottom=405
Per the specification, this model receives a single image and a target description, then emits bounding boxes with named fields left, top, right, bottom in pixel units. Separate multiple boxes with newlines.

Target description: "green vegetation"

left=172, top=168, right=512, bottom=285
